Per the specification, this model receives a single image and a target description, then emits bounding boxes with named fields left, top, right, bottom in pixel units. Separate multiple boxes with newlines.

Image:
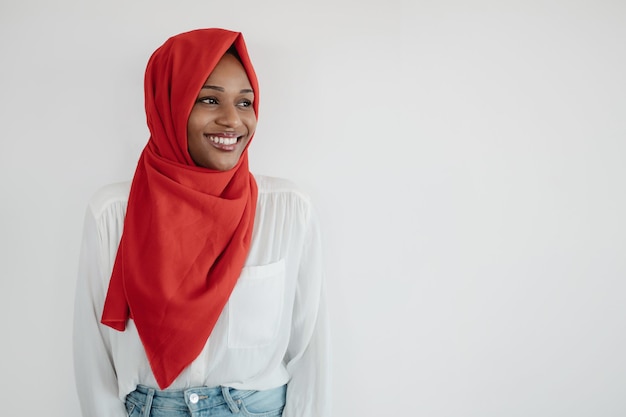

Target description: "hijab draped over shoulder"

left=101, top=28, right=259, bottom=390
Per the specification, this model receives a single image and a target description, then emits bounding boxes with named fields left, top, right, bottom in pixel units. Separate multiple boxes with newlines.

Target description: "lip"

left=204, top=133, right=244, bottom=151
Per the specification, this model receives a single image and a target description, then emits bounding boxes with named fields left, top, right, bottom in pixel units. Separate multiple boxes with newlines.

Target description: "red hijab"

left=101, top=28, right=259, bottom=389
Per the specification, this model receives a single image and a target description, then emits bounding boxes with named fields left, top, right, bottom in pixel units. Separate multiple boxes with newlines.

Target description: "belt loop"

left=143, top=388, right=155, bottom=417
left=221, top=386, right=240, bottom=413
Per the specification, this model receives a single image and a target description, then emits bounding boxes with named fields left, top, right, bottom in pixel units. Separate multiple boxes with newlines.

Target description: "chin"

left=210, top=160, right=237, bottom=171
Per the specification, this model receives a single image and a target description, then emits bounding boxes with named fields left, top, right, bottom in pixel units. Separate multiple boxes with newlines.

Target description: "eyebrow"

left=201, top=85, right=254, bottom=94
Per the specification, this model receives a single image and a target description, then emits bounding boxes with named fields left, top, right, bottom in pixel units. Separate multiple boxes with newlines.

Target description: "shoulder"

left=86, top=181, right=131, bottom=220
left=255, top=174, right=312, bottom=204
left=254, top=175, right=315, bottom=225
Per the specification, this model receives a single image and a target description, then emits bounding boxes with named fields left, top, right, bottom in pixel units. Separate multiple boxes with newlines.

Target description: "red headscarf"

left=101, top=28, right=259, bottom=389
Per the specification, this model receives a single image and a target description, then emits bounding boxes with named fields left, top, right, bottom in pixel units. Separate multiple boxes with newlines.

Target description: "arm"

left=73, top=207, right=126, bottom=417
left=283, top=207, right=332, bottom=417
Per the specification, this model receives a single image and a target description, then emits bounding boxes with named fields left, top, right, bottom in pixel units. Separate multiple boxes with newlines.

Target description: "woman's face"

left=187, top=53, right=257, bottom=171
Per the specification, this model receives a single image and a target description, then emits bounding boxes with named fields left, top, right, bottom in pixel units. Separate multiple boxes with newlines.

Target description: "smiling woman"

left=187, top=52, right=257, bottom=171
left=73, top=28, right=330, bottom=417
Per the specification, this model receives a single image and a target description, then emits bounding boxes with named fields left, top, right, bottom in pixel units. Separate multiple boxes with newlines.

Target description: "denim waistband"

left=126, top=384, right=287, bottom=416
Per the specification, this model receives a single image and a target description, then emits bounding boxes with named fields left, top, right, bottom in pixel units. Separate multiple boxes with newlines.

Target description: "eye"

left=198, top=96, right=218, bottom=105
left=237, top=99, right=253, bottom=108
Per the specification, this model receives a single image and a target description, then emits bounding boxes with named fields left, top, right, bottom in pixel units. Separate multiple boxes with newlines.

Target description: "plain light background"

left=1, top=0, right=625, bottom=416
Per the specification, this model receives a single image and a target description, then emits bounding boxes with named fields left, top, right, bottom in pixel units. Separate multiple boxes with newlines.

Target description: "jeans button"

left=189, top=393, right=199, bottom=404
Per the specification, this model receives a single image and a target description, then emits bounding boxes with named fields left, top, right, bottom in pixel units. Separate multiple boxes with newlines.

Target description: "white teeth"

left=209, top=136, right=238, bottom=145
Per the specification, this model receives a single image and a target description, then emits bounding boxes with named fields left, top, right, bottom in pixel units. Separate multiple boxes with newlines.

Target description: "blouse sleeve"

left=73, top=206, right=126, bottom=417
left=283, top=206, right=332, bottom=417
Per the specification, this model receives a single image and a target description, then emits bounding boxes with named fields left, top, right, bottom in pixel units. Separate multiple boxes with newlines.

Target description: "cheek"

left=186, top=113, right=204, bottom=155
left=187, top=112, right=202, bottom=136
left=245, top=114, right=258, bottom=134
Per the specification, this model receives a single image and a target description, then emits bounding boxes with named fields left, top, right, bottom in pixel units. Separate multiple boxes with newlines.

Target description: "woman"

left=73, top=28, right=330, bottom=417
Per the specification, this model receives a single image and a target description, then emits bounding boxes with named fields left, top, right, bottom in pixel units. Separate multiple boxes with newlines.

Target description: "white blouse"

left=73, top=175, right=331, bottom=417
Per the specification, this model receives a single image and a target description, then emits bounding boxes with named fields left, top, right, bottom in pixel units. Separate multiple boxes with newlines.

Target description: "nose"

left=215, top=105, right=241, bottom=128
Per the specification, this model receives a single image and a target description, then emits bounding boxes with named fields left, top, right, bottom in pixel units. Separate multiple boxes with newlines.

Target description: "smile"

left=208, top=135, right=239, bottom=145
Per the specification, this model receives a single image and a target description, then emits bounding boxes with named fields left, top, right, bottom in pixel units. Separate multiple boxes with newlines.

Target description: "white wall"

left=1, top=0, right=625, bottom=416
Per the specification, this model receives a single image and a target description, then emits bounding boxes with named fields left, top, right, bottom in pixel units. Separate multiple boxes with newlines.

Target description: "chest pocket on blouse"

left=228, top=259, right=285, bottom=349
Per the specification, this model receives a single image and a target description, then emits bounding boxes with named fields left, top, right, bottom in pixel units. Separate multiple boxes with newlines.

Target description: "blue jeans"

left=125, top=384, right=286, bottom=417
